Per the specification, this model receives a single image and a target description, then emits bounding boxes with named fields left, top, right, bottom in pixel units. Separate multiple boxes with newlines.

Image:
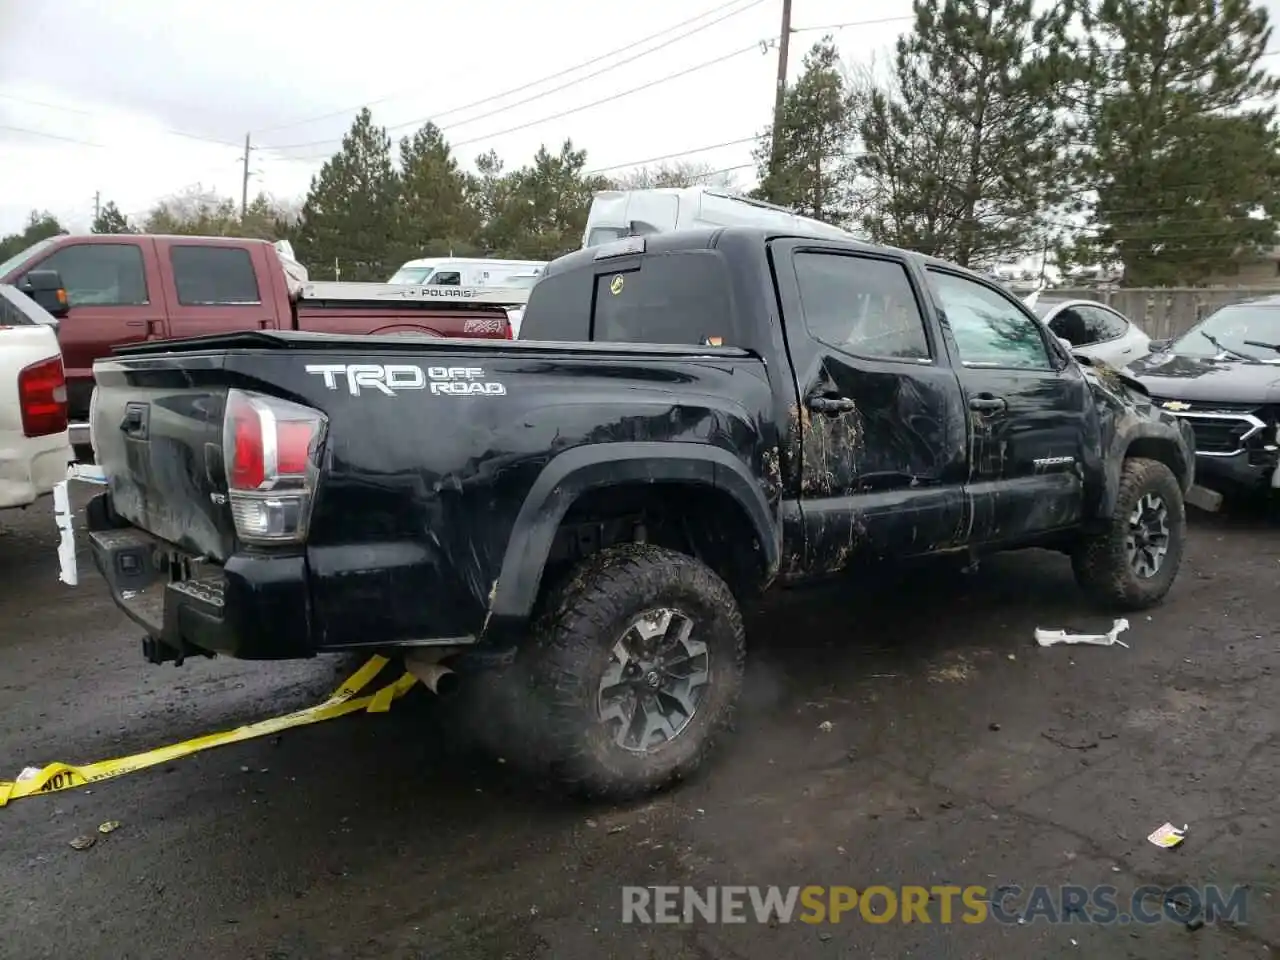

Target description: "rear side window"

left=521, top=251, right=734, bottom=345
left=1078, top=305, right=1129, bottom=342
left=793, top=252, right=931, bottom=360
left=170, top=246, right=261, bottom=305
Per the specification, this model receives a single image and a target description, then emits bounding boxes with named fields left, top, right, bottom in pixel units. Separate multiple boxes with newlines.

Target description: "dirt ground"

left=0, top=485, right=1276, bottom=960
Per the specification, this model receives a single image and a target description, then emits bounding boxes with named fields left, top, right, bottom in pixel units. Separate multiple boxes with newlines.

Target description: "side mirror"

left=19, top=269, right=69, bottom=319
left=1056, top=336, right=1074, bottom=353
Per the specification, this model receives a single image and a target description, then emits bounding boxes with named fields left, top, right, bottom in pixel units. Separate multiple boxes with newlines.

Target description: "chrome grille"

left=1153, top=405, right=1266, bottom=457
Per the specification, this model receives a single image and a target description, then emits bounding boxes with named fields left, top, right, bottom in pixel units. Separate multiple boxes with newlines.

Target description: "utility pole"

left=241, top=133, right=252, bottom=218
left=769, top=0, right=793, bottom=174
left=93, top=191, right=101, bottom=221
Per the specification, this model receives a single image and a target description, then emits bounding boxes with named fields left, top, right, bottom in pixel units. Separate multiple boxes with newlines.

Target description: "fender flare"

left=488, top=442, right=781, bottom=620
left=1096, top=419, right=1194, bottom=519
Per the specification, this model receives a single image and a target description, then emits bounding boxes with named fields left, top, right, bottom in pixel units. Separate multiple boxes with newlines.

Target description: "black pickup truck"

left=85, top=227, right=1197, bottom=797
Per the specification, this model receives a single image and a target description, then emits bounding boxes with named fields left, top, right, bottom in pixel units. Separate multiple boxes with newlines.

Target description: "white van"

left=388, top=257, right=546, bottom=288
left=582, top=186, right=861, bottom=248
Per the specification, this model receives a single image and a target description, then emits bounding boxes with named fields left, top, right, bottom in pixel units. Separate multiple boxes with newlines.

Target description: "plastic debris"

left=98, top=820, right=121, bottom=835
left=818, top=720, right=834, bottom=732
left=1035, top=618, right=1130, bottom=648
left=68, top=835, right=96, bottom=851
left=1147, top=822, right=1188, bottom=848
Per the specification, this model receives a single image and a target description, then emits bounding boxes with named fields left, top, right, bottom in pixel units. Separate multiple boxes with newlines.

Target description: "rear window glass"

left=521, top=251, right=734, bottom=345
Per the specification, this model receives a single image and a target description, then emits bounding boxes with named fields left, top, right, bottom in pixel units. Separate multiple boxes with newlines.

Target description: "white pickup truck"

left=0, top=285, right=73, bottom=511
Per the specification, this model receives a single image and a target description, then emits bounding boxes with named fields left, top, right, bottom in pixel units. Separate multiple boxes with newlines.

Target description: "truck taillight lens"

left=222, top=389, right=327, bottom=544
left=18, top=355, right=69, bottom=438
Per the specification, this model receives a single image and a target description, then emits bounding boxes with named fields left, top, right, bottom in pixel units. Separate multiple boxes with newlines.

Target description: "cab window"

left=30, top=243, right=148, bottom=307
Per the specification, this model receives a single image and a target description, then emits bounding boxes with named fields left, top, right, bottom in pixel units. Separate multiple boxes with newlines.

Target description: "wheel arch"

left=488, top=442, right=781, bottom=624
left=1096, top=421, right=1193, bottom=520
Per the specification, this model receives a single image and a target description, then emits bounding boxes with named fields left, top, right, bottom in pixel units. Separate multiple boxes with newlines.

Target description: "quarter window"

left=929, top=271, right=1053, bottom=369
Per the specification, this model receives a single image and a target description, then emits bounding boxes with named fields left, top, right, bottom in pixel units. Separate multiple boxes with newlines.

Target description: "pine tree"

left=295, top=108, right=400, bottom=281
left=91, top=201, right=136, bottom=234
left=482, top=141, right=609, bottom=259
left=856, top=0, right=1077, bottom=267
left=753, top=39, right=860, bottom=224
left=397, top=122, right=481, bottom=260
left=1066, top=0, right=1280, bottom=286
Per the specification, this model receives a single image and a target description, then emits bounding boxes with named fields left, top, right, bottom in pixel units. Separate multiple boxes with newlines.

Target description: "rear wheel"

left=1072, top=457, right=1186, bottom=610
left=524, top=543, right=745, bottom=798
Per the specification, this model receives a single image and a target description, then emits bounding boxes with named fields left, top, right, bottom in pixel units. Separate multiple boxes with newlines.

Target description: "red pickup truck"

left=0, top=233, right=523, bottom=449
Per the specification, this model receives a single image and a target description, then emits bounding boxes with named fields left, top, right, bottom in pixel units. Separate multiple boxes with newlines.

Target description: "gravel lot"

left=0, top=485, right=1276, bottom=960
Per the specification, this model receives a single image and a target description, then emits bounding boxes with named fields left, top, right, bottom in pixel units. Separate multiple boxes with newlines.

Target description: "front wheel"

left=1071, top=457, right=1186, bottom=610
left=524, top=543, right=745, bottom=799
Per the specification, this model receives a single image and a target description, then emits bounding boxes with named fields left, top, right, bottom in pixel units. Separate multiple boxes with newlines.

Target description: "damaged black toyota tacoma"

left=84, top=227, right=1198, bottom=797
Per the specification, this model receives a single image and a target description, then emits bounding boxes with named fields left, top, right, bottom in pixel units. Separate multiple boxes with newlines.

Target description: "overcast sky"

left=0, top=0, right=918, bottom=236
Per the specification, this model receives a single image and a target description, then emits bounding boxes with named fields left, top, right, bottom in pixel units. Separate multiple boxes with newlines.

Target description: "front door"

left=771, top=240, right=970, bottom=573
left=20, top=238, right=163, bottom=421
left=923, top=268, right=1091, bottom=543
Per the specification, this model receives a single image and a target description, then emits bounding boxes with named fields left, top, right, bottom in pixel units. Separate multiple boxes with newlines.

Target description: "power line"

left=0, top=123, right=102, bottom=147
left=252, top=0, right=765, bottom=136
left=792, top=14, right=914, bottom=34
left=263, top=0, right=768, bottom=152
left=283, top=39, right=775, bottom=161
left=263, top=9, right=922, bottom=159
left=585, top=135, right=764, bottom=174
left=449, top=41, right=773, bottom=150
left=0, top=92, right=245, bottom=148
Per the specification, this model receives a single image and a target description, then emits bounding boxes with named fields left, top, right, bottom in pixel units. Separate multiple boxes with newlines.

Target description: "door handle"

left=969, top=396, right=1007, bottom=413
left=119, top=402, right=149, bottom=438
left=807, top=395, right=857, bottom=415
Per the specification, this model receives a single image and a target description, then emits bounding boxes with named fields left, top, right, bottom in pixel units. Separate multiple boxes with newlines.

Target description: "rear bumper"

left=0, top=431, right=74, bottom=510
left=87, top=502, right=315, bottom=660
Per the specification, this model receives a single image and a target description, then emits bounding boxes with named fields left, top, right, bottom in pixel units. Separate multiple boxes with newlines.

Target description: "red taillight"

left=276, top=420, right=316, bottom=475
left=18, top=355, right=68, bottom=438
left=502, top=317, right=514, bottom=339
left=227, top=394, right=265, bottom=488
left=222, top=389, right=326, bottom=544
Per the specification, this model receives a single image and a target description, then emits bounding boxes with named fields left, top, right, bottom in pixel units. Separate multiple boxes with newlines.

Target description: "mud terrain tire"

left=1072, top=457, right=1186, bottom=610
left=524, top=543, right=745, bottom=799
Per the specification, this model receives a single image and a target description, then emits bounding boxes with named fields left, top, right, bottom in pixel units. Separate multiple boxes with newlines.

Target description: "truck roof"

left=546, top=225, right=974, bottom=280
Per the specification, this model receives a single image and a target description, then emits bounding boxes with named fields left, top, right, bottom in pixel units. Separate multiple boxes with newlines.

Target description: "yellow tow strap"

left=0, top=655, right=417, bottom=808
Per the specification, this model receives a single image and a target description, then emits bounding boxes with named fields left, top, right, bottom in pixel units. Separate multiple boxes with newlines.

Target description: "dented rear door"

left=769, top=239, right=970, bottom=570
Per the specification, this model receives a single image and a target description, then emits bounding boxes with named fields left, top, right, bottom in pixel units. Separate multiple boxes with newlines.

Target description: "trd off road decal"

left=304, top=363, right=507, bottom=397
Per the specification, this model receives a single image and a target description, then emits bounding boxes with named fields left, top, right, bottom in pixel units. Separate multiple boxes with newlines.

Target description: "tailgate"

left=91, top=355, right=237, bottom=560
